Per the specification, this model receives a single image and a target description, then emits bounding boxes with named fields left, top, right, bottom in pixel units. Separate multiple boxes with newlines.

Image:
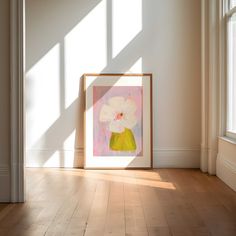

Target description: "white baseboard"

left=217, top=154, right=236, bottom=192
left=0, top=165, right=10, bottom=202
left=26, top=148, right=200, bottom=169
left=200, top=145, right=208, bottom=172
left=26, top=149, right=84, bottom=168
left=153, top=149, right=200, bottom=168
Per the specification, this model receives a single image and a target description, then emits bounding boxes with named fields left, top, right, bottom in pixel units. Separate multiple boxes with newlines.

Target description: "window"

left=227, top=0, right=236, bottom=139
left=230, top=0, right=236, bottom=8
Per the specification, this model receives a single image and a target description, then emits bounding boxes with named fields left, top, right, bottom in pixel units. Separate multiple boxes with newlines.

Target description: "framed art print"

left=84, top=73, right=152, bottom=169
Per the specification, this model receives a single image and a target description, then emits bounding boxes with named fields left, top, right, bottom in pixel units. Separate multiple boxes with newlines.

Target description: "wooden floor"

left=0, top=169, right=236, bottom=236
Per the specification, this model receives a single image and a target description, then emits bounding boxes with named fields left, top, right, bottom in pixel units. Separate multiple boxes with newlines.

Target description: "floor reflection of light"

left=52, top=169, right=176, bottom=190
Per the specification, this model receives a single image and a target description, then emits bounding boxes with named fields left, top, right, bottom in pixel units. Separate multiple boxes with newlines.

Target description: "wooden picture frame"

left=84, top=73, right=152, bottom=169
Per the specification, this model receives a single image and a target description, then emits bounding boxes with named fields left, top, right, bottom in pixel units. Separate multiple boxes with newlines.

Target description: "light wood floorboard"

left=0, top=168, right=235, bottom=236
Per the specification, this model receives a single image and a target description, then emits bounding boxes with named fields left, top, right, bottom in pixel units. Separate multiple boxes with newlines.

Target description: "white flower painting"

left=99, top=96, right=137, bottom=133
left=93, top=86, right=143, bottom=156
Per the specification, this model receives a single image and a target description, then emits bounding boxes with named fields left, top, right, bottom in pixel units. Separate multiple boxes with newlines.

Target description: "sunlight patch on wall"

left=126, top=57, right=143, bottom=73
left=26, top=44, right=60, bottom=149
left=63, top=130, right=76, bottom=150
left=43, top=151, right=60, bottom=167
left=64, top=0, right=107, bottom=109
left=42, top=150, right=76, bottom=167
left=112, top=0, right=142, bottom=58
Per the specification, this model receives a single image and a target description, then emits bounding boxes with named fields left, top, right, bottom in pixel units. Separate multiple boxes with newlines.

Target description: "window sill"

left=219, top=136, right=236, bottom=145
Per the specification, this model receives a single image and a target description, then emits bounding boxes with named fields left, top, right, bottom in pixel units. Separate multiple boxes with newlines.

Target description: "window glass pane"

left=230, top=0, right=236, bottom=9
left=227, top=13, right=236, bottom=133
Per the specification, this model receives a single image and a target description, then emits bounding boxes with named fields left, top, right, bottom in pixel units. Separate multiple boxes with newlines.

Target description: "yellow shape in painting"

left=110, top=128, right=136, bottom=151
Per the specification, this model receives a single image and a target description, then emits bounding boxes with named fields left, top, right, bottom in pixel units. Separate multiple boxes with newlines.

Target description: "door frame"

left=10, top=0, right=25, bottom=202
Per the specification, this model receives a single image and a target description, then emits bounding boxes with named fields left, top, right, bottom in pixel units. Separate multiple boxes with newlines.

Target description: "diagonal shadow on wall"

left=26, top=0, right=201, bottom=168
left=26, top=0, right=153, bottom=167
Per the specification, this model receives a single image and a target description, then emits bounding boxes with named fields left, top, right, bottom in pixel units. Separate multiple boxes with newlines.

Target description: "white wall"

left=25, top=0, right=201, bottom=168
left=0, top=0, right=11, bottom=201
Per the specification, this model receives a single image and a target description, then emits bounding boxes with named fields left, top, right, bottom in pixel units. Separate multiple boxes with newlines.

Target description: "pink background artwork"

left=93, top=86, right=143, bottom=156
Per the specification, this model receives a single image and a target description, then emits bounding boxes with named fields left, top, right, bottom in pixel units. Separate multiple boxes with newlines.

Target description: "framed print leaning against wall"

left=84, top=73, right=152, bottom=169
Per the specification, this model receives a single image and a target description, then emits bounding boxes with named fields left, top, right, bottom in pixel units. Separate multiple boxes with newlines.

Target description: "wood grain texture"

left=0, top=168, right=235, bottom=235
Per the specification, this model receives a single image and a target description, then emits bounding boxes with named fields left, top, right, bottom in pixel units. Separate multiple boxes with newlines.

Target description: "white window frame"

left=226, top=0, right=236, bottom=140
